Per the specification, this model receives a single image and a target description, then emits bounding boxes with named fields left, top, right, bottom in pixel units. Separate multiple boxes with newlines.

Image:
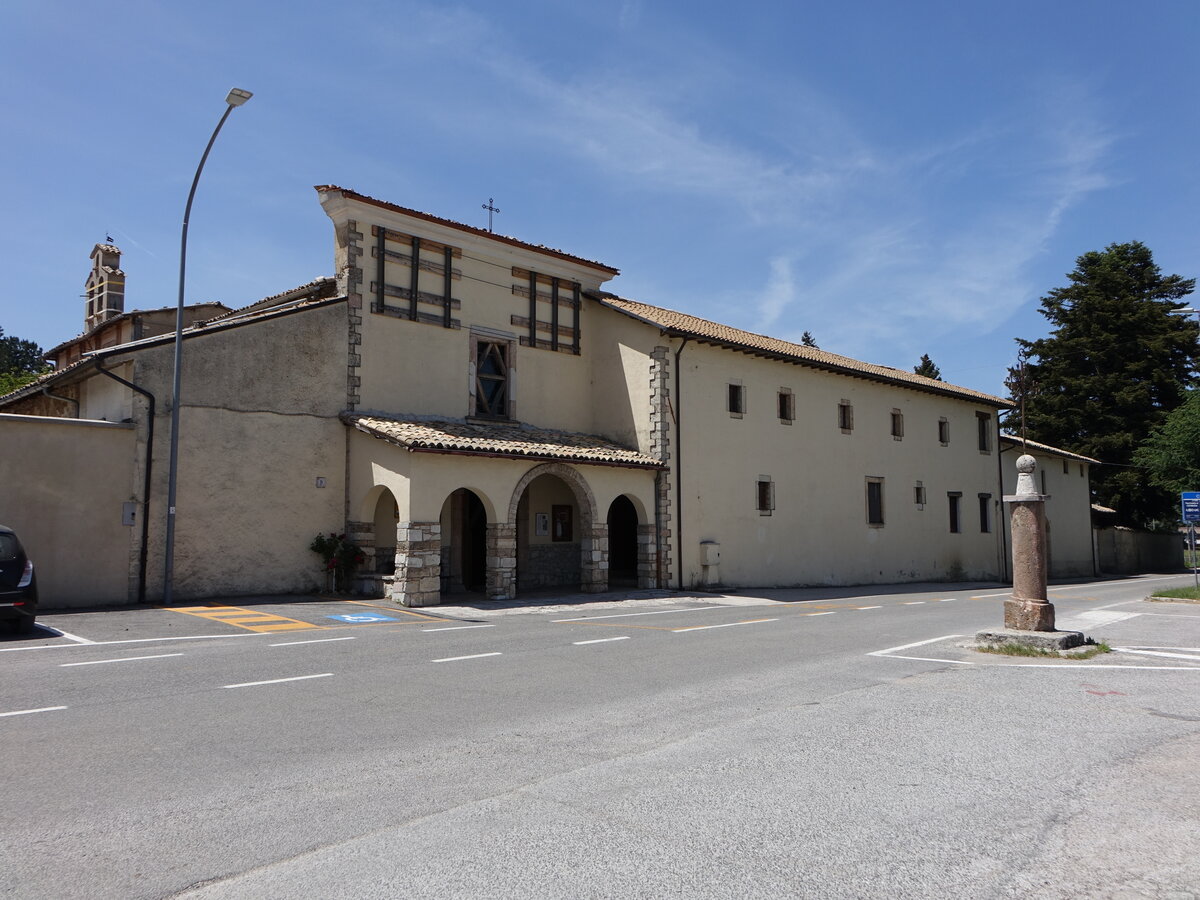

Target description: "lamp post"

left=162, top=88, right=253, bottom=606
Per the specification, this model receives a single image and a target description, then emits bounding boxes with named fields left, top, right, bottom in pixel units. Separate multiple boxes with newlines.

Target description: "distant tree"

left=800, top=331, right=818, bottom=348
left=913, top=354, right=942, bottom=380
left=1012, top=241, right=1198, bottom=528
left=1133, top=390, right=1200, bottom=497
left=0, top=327, right=48, bottom=395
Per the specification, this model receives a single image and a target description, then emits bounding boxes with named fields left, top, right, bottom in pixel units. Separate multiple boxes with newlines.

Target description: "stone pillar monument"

left=1005, top=454, right=1055, bottom=631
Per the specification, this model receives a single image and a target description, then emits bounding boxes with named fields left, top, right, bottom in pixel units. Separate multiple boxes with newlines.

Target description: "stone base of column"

left=1004, top=597, right=1056, bottom=631
left=975, top=627, right=1085, bottom=651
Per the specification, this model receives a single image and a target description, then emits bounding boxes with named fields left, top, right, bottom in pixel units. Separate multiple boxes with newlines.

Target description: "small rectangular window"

left=1062, top=459, right=1069, bottom=474
left=728, top=383, right=745, bottom=417
left=866, top=478, right=884, bottom=526
left=979, top=494, right=992, bottom=533
left=891, top=409, right=904, bottom=440
left=1080, top=463, right=1085, bottom=477
left=948, top=492, right=962, bottom=533
left=938, top=418, right=949, bottom=445
left=976, top=412, right=992, bottom=453
left=1041, top=470, right=1047, bottom=495
left=914, top=483, right=926, bottom=507
left=778, top=390, right=794, bottom=423
left=756, top=477, right=774, bottom=515
left=474, top=340, right=510, bottom=419
left=838, top=401, right=854, bottom=432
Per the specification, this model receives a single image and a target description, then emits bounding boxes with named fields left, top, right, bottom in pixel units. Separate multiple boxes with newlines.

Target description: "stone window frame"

left=728, top=380, right=746, bottom=418
left=914, top=482, right=926, bottom=509
left=468, top=328, right=517, bottom=422
left=948, top=491, right=963, bottom=533
left=756, top=476, right=774, bottom=516
left=838, top=400, right=854, bottom=433
left=938, top=417, right=950, bottom=446
left=890, top=408, right=904, bottom=441
left=778, top=388, right=794, bottom=425
left=866, top=476, right=885, bottom=527
left=976, top=411, right=992, bottom=454
left=978, top=493, right=992, bottom=533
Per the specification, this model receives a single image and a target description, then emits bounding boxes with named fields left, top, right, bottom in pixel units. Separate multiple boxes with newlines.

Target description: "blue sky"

left=3, top=0, right=1197, bottom=397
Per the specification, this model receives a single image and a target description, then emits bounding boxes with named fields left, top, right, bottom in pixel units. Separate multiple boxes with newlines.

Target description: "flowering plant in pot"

left=309, top=532, right=365, bottom=592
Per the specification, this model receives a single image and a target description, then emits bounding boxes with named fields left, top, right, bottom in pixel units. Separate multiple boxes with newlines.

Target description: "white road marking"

left=41, top=626, right=94, bottom=644
left=0, top=633, right=264, bottom=653
left=0, top=705, right=68, bottom=718
left=973, top=574, right=1185, bottom=599
left=223, top=673, right=333, bottom=688
left=270, top=637, right=356, bottom=647
left=574, top=636, right=631, bottom=645
left=856, top=606, right=882, bottom=610
left=1009, top=663, right=1200, bottom=670
left=60, top=653, right=183, bottom=667
left=937, top=598, right=957, bottom=602
left=1058, top=610, right=1140, bottom=629
left=673, top=618, right=777, bottom=632
left=869, top=635, right=963, bottom=657
left=1113, top=648, right=1200, bottom=662
left=880, top=654, right=974, bottom=665
left=422, top=624, right=496, bottom=632
left=902, top=601, right=926, bottom=605
left=804, top=611, right=837, bottom=617
left=432, top=652, right=503, bottom=663
left=554, top=606, right=731, bottom=622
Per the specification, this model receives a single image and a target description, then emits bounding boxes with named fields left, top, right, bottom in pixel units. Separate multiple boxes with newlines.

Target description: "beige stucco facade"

left=8, top=185, right=1095, bottom=609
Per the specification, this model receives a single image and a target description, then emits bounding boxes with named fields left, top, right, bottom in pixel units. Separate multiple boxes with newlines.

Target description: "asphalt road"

left=2, top=576, right=1198, bottom=899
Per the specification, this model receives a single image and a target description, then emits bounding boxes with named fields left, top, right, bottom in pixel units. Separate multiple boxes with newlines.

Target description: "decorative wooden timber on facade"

left=510, top=267, right=581, bottom=354
left=369, top=225, right=462, bottom=329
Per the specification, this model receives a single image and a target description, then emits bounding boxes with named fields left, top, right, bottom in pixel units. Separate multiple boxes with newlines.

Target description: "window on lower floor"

left=979, top=493, right=992, bottom=533
left=948, top=492, right=962, bottom=533
left=756, top=477, right=774, bottom=515
left=866, top=477, right=884, bottom=526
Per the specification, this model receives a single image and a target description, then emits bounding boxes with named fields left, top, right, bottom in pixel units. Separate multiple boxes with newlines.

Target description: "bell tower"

left=84, top=243, right=125, bottom=332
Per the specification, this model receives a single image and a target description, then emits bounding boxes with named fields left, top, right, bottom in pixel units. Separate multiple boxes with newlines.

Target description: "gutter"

left=92, top=358, right=155, bottom=604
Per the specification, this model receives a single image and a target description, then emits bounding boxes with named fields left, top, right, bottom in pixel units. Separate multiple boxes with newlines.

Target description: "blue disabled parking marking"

left=326, top=613, right=399, bottom=624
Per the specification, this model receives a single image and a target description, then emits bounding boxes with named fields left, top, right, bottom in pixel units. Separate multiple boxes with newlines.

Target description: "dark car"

left=0, top=525, right=37, bottom=633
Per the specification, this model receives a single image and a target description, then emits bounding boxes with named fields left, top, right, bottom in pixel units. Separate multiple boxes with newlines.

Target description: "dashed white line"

left=422, top=624, right=496, bottom=633
left=880, top=655, right=974, bottom=665
left=432, top=652, right=503, bottom=663
left=805, top=611, right=836, bottom=617
left=903, top=601, right=926, bottom=606
left=223, top=673, right=333, bottom=688
left=937, top=598, right=957, bottom=602
left=0, top=705, right=68, bottom=718
left=856, top=606, right=882, bottom=610
left=60, top=653, right=183, bottom=667
left=1113, top=648, right=1200, bottom=662
left=673, top=618, right=778, bottom=633
left=270, top=637, right=356, bottom=647
left=574, top=636, right=631, bottom=645
left=554, top=606, right=731, bottom=622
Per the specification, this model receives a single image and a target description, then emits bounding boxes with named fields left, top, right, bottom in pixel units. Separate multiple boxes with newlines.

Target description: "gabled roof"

left=315, top=186, right=620, bottom=276
left=593, top=293, right=1009, bottom=407
left=1000, top=433, right=1101, bottom=464
left=343, top=413, right=662, bottom=469
left=44, top=302, right=231, bottom=358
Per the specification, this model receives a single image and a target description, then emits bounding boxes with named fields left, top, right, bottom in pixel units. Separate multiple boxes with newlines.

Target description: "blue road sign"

left=1182, top=492, right=1200, bottom=523
left=326, top=613, right=398, bottom=624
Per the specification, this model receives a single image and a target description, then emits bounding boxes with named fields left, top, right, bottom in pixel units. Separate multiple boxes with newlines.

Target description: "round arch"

left=506, top=462, right=598, bottom=526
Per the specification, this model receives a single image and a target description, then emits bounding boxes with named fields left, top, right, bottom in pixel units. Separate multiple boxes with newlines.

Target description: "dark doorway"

left=443, top=488, right=488, bottom=594
left=607, top=495, right=639, bottom=587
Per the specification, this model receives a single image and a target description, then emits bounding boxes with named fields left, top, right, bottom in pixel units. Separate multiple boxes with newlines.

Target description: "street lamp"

left=162, top=87, right=253, bottom=605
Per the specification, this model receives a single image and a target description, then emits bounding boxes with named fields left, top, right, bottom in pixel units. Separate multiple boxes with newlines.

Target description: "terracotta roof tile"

left=593, top=293, right=1008, bottom=407
left=343, top=414, right=661, bottom=469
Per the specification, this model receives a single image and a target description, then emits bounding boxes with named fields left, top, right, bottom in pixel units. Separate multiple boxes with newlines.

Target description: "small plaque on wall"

left=535, top=512, right=549, bottom=537
left=552, top=505, right=573, bottom=542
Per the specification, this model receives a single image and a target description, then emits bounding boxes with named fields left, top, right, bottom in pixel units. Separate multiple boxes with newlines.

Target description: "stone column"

left=390, top=521, right=442, bottom=607
left=486, top=523, right=517, bottom=601
left=1004, top=454, right=1055, bottom=631
left=345, top=519, right=378, bottom=597
left=582, top=524, right=609, bottom=593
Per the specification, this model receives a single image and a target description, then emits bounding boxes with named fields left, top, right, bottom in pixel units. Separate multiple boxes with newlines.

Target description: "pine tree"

left=913, top=354, right=942, bottom=380
left=1013, top=241, right=1197, bottom=527
left=800, top=331, right=818, bottom=348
